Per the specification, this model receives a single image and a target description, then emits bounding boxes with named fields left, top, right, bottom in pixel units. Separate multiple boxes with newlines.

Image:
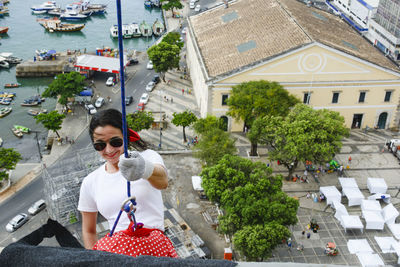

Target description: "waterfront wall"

left=16, top=58, right=68, bottom=77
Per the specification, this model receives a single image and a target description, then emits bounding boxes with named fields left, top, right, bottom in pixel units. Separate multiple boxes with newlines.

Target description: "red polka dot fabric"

left=92, top=225, right=178, bottom=258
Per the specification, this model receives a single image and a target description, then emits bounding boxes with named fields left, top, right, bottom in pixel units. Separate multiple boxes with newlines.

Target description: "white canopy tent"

left=388, top=224, right=400, bottom=240
left=367, top=178, right=388, bottom=194
left=383, top=203, right=399, bottom=225
left=368, top=193, right=391, bottom=204
left=347, top=239, right=373, bottom=254
left=361, top=199, right=382, bottom=213
left=333, top=201, right=348, bottom=221
left=341, top=215, right=364, bottom=233
left=375, top=236, right=397, bottom=253
left=342, top=187, right=364, bottom=206
left=362, top=211, right=385, bottom=230
left=338, top=177, right=359, bottom=189
left=319, top=186, right=341, bottom=205
left=356, top=253, right=385, bottom=267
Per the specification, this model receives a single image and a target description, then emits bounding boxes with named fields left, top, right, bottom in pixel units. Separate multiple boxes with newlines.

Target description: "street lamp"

left=158, top=89, right=163, bottom=149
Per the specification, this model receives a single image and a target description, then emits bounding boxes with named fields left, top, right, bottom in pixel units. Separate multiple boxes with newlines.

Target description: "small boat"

left=11, top=127, right=23, bottom=138
left=38, top=19, right=85, bottom=32
left=21, top=100, right=40, bottom=106
left=0, top=57, right=10, bottom=68
left=0, top=106, right=12, bottom=118
left=4, top=83, right=20, bottom=88
left=60, top=9, right=90, bottom=20
left=32, top=10, right=48, bottom=14
left=139, top=20, right=152, bottom=37
left=0, top=92, right=15, bottom=98
left=144, top=0, right=152, bottom=8
left=0, top=137, right=3, bottom=147
left=14, top=125, right=31, bottom=133
left=131, top=22, right=141, bottom=37
left=0, top=27, right=8, bottom=34
left=110, top=24, right=134, bottom=38
left=27, top=108, right=47, bottom=116
left=31, top=1, right=58, bottom=11
left=152, top=19, right=164, bottom=36
left=0, top=97, right=12, bottom=105
left=47, top=7, right=63, bottom=16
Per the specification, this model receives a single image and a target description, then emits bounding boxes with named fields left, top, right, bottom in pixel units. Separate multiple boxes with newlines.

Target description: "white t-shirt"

left=78, top=149, right=166, bottom=232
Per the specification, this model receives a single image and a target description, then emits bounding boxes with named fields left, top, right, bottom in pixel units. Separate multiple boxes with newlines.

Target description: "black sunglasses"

left=93, top=137, right=124, bottom=151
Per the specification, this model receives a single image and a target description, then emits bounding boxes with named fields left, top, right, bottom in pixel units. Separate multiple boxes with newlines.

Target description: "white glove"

left=118, top=152, right=154, bottom=181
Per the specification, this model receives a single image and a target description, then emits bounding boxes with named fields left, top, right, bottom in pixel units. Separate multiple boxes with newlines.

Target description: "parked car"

left=145, top=81, right=156, bottom=92
left=95, top=97, right=105, bottom=108
left=125, top=96, right=133, bottom=105
left=182, top=27, right=187, bottom=35
left=106, top=77, right=114, bottom=86
left=146, top=60, right=153, bottom=70
left=139, top=93, right=149, bottom=104
left=28, top=199, right=46, bottom=215
left=152, top=74, right=160, bottom=84
left=190, top=2, right=195, bottom=8
left=128, top=58, right=139, bottom=65
left=85, top=103, right=97, bottom=115
left=6, top=213, right=29, bottom=232
left=195, top=4, right=201, bottom=12
left=137, top=102, right=145, bottom=111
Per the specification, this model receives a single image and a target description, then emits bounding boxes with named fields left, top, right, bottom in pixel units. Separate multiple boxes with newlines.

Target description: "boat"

left=11, top=127, right=23, bottom=138
left=0, top=53, right=23, bottom=65
left=32, top=10, right=48, bottom=14
left=0, top=27, right=8, bottom=34
left=139, top=20, right=152, bottom=37
left=14, top=125, right=31, bottom=133
left=0, top=57, right=9, bottom=68
left=0, top=92, right=16, bottom=97
left=131, top=22, right=141, bottom=37
left=0, top=106, right=11, bottom=118
left=21, top=100, right=40, bottom=106
left=144, top=0, right=152, bottom=8
left=4, top=83, right=20, bottom=88
left=150, top=0, right=161, bottom=8
left=109, top=24, right=134, bottom=38
left=0, top=97, right=12, bottom=105
left=0, top=137, right=3, bottom=147
left=38, top=19, right=85, bottom=32
left=47, top=7, right=63, bottom=16
left=60, top=10, right=89, bottom=20
left=31, top=1, right=58, bottom=11
left=27, top=108, right=47, bottom=116
left=152, top=19, right=164, bottom=36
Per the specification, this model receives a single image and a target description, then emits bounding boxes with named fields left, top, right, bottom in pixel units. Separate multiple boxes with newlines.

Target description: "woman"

left=78, top=109, right=168, bottom=250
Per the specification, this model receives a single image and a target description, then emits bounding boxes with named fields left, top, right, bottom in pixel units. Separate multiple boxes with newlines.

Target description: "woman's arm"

left=81, top=211, right=98, bottom=249
left=147, top=164, right=168, bottom=190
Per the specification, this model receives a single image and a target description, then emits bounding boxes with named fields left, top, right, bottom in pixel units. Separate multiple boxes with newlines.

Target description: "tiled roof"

left=189, top=0, right=399, bottom=79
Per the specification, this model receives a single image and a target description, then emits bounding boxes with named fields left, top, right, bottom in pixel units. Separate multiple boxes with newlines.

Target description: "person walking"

left=182, top=89, right=184, bottom=95
left=348, top=156, right=352, bottom=163
left=170, top=97, right=173, bottom=103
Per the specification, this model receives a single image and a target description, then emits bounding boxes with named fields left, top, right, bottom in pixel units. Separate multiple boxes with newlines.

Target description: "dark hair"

left=89, top=108, right=148, bottom=151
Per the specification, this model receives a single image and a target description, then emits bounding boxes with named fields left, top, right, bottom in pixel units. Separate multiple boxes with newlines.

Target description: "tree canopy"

left=160, top=0, right=183, bottom=13
left=0, top=148, right=22, bottom=171
left=200, top=154, right=297, bottom=259
left=171, top=110, right=197, bottom=142
left=227, top=80, right=299, bottom=156
left=35, top=111, right=66, bottom=138
left=147, top=41, right=181, bottom=81
left=42, top=72, right=86, bottom=106
left=252, top=103, right=349, bottom=178
left=162, top=32, right=184, bottom=49
left=126, top=111, right=154, bottom=132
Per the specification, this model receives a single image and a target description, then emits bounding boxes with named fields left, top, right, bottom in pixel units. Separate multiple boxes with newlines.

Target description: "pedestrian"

left=189, top=88, right=192, bottom=94
left=182, top=89, right=184, bottom=95
left=66, top=136, right=69, bottom=143
left=304, top=169, right=308, bottom=177
left=302, top=230, right=305, bottom=236
left=348, top=156, right=352, bottom=163
left=170, top=97, right=173, bottom=103
left=186, top=88, right=189, bottom=94
left=306, top=192, right=311, bottom=199
left=307, top=232, right=311, bottom=239
left=339, top=165, right=343, bottom=176
left=287, top=238, right=292, bottom=250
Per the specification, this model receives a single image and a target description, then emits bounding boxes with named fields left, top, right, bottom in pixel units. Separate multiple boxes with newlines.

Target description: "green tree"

left=233, top=223, right=291, bottom=261
left=193, top=115, right=226, bottom=135
left=162, top=32, right=184, bottom=49
left=253, top=103, right=349, bottom=179
left=147, top=41, right=181, bottom=82
left=171, top=110, right=197, bottom=142
left=227, top=80, right=299, bottom=156
left=0, top=148, right=22, bottom=182
left=42, top=72, right=86, bottom=107
left=160, top=0, right=183, bottom=13
left=126, top=111, right=154, bottom=132
left=35, top=111, right=66, bottom=138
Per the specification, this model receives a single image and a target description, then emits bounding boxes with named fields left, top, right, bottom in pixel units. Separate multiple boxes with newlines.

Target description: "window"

left=303, top=93, right=311, bottom=104
left=358, top=92, right=366, bottom=103
left=222, top=94, right=229, bottom=105
left=384, top=91, right=392, bottom=102
left=332, top=92, right=339, bottom=103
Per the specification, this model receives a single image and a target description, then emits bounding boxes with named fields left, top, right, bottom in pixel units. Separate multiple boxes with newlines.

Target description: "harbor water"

left=0, top=0, right=163, bottom=141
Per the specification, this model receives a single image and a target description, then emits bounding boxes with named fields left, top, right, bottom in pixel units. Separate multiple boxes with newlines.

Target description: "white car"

left=139, top=93, right=149, bottom=104
left=95, top=97, right=105, bottom=108
left=6, top=213, right=29, bottom=232
left=106, top=77, right=114, bottom=86
left=146, top=60, right=153, bottom=70
left=145, top=81, right=156, bottom=92
left=28, top=199, right=46, bottom=215
left=85, top=103, right=97, bottom=115
left=190, top=2, right=195, bottom=9
left=182, top=27, right=187, bottom=35
left=195, top=4, right=201, bottom=12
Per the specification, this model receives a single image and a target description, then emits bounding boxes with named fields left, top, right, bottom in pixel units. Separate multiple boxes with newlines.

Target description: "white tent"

left=388, top=224, right=400, bottom=240
left=333, top=201, right=348, bottom=221
left=338, top=177, right=359, bottom=189
left=367, top=178, right=388, bottom=194
left=342, top=187, right=364, bottom=206
left=341, top=215, right=364, bottom=233
left=320, top=186, right=341, bottom=205
left=383, top=203, right=399, bottom=225
left=347, top=239, right=373, bottom=254
left=362, top=211, right=385, bottom=230
left=356, top=253, right=385, bottom=267
left=368, top=193, right=391, bottom=204
left=361, top=199, right=382, bottom=213
left=375, top=236, right=397, bottom=253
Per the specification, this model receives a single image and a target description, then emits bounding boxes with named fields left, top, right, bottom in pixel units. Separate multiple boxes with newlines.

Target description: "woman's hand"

left=118, top=152, right=154, bottom=181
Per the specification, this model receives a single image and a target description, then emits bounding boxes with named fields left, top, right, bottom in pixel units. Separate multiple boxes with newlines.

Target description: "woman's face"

left=92, top=125, right=124, bottom=165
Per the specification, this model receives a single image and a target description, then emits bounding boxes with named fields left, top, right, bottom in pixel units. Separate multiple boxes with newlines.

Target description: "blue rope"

left=109, top=210, right=123, bottom=237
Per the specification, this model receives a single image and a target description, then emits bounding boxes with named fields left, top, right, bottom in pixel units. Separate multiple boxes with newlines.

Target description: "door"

left=220, top=116, right=228, bottom=131
left=351, top=114, right=363, bottom=129
left=377, top=112, right=388, bottom=129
